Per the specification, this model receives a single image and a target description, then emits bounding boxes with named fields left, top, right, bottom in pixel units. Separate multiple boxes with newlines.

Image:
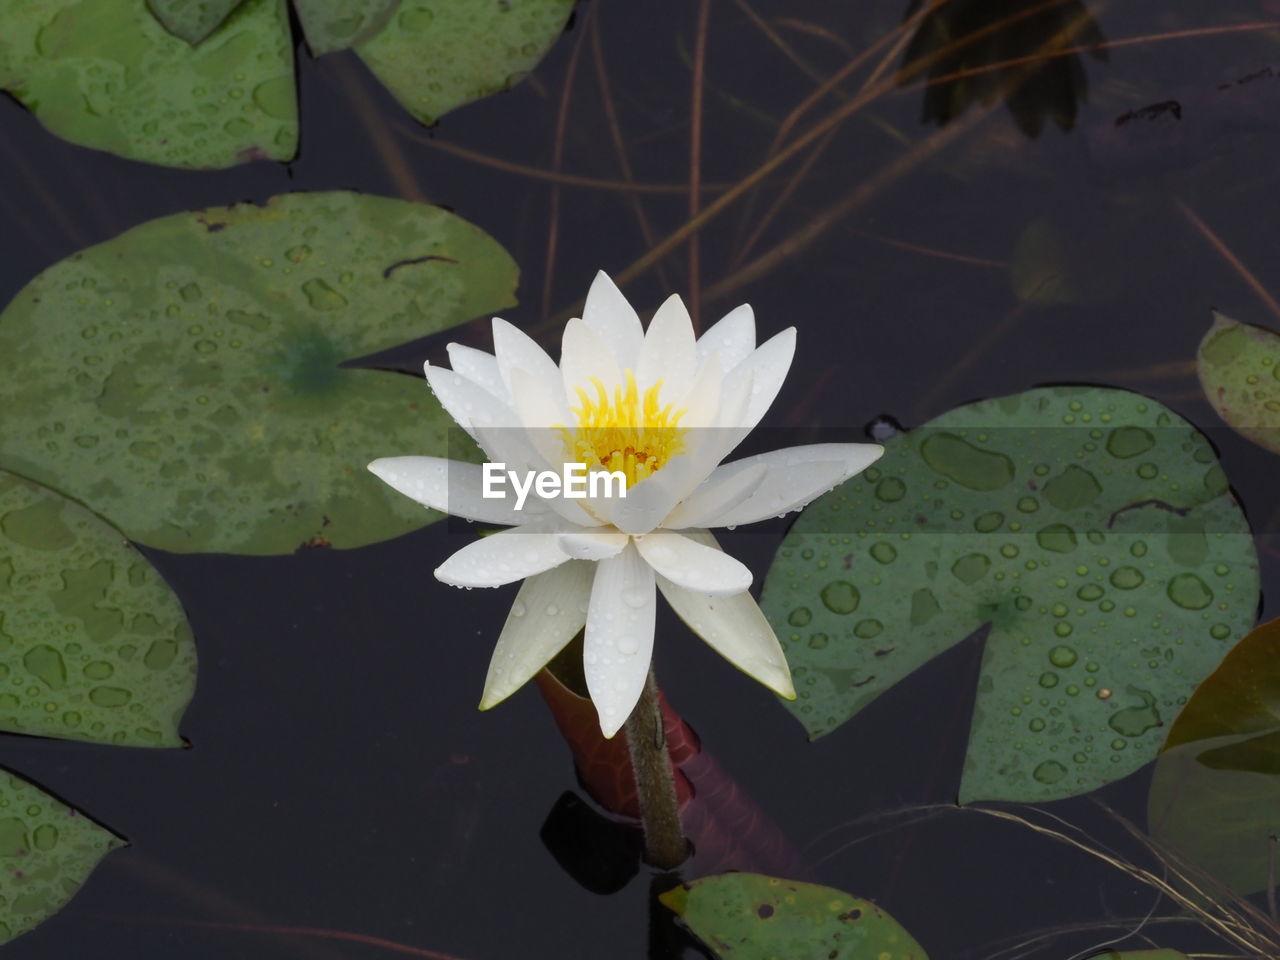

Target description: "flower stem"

left=624, top=667, right=688, bottom=869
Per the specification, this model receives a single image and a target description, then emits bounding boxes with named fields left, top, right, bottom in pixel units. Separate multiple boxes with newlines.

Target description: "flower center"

left=558, top=369, right=689, bottom=488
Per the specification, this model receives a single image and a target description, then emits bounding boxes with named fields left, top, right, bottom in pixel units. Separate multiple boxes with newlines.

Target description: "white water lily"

left=369, top=272, right=883, bottom=737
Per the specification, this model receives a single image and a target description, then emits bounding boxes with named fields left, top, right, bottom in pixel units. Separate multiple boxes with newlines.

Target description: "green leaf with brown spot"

left=293, top=0, right=399, bottom=54
left=0, top=470, right=195, bottom=746
left=356, top=0, right=575, bottom=125
left=1, top=0, right=297, bottom=169
left=659, top=873, right=928, bottom=960
left=1148, top=617, right=1280, bottom=895
left=0, top=771, right=123, bottom=945
left=760, top=387, right=1259, bottom=803
left=146, top=0, right=247, bottom=44
left=1197, top=311, right=1280, bottom=455
left=0, top=191, right=517, bottom=555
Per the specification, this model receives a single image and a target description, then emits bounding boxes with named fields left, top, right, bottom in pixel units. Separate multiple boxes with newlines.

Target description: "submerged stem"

left=624, top=668, right=688, bottom=869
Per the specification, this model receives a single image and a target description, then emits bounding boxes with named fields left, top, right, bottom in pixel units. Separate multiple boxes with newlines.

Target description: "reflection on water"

left=898, top=0, right=1108, bottom=136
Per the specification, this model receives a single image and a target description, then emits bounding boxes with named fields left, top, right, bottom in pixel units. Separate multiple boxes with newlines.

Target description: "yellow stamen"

left=556, top=369, right=689, bottom=488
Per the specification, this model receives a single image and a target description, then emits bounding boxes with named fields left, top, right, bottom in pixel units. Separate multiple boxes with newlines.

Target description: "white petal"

left=492, top=318, right=561, bottom=396
left=583, top=270, right=644, bottom=367
left=637, top=294, right=696, bottom=400
left=479, top=561, right=593, bottom=710
left=559, top=529, right=629, bottom=560
left=696, top=303, right=755, bottom=373
left=446, top=344, right=509, bottom=404
left=703, top=443, right=886, bottom=527
left=472, top=423, right=602, bottom=527
left=635, top=531, right=752, bottom=595
left=424, top=361, right=520, bottom=442
left=605, top=455, right=698, bottom=534
left=662, top=461, right=767, bottom=529
left=560, top=316, right=623, bottom=404
left=656, top=573, right=794, bottom=699
left=584, top=543, right=656, bottom=738
left=435, top=528, right=570, bottom=588
left=722, top=327, right=796, bottom=433
left=507, top=367, right=573, bottom=465
left=672, top=350, right=722, bottom=429
left=368, top=456, right=546, bottom=525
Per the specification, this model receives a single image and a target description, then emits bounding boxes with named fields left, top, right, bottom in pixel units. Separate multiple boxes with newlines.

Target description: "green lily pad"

left=1148, top=618, right=1280, bottom=895
left=1096, top=952, right=1189, bottom=960
left=293, top=0, right=398, bottom=55
left=760, top=386, right=1259, bottom=803
left=2, top=0, right=570, bottom=168
left=1197, top=312, right=1280, bottom=455
left=0, top=470, right=196, bottom=746
left=0, top=0, right=297, bottom=169
left=146, top=0, right=246, bottom=44
left=659, top=873, right=928, bottom=960
left=0, top=191, right=517, bottom=555
left=355, top=0, right=576, bottom=125
left=0, top=770, right=123, bottom=945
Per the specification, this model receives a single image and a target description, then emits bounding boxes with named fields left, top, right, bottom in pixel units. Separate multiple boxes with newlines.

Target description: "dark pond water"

left=2, top=1, right=1279, bottom=957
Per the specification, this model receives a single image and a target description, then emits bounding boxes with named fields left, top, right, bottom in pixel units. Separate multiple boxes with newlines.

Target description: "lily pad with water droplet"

left=146, top=0, right=246, bottom=44
left=0, top=0, right=296, bottom=169
left=760, top=386, right=1259, bottom=803
left=659, top=873, right=929, bottom=960
left=0, top=191, right=517, bottom=555
left=0, top=469, right=196, bottom=746
left=355, top=0, right=575, bottom=125
left=0, top=770, right=123, bottom=945
left=1148, top=617, right=1280, bottom=895
left=293, top=0, right=398, bottom=55
left=1197, top=311, right=1280, bottom=455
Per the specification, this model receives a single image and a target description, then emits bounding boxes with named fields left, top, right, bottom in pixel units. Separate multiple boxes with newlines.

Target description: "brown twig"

left=590, top=11, right=671, bottom=289
left=334, top=59, right=427, bottom=203
left=689, top=0, right=711, bottom=330
left=1176, top=200, right=1280, bottom=325
left=395, top=130, right=726, bottom=194
left=542, top=10, right=592, bottom=321
left=704, top=108, right=984, bottom=305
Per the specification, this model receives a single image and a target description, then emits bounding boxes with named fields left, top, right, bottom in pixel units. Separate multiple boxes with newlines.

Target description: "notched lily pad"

left=761, top=387, right=1259, bottom=803
left=1148, top=617, right=1280, bottom=895
left=2, top=0, right=570, bottom=167
left=146, top=0, right=246, bottom=44
left=659, top=873, right=928, bottom=960
left=356, top=0, right=576, bottom=125
left=0, top=0, right=296, bottom=169
left=1197, top=311, right=1280, bottom=455
left=0, top=470, right=196, bottom=746
left=293, top=0, right=399, bottom=55
left=0, top=771, right=123, bottom=945
left=0, top=191, right=517, bottom=555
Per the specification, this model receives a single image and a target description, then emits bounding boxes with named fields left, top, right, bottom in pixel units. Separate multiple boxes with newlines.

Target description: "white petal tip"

left=598, top=717, right=624, bottom=739
left=434, top=567, right=479, bottom=588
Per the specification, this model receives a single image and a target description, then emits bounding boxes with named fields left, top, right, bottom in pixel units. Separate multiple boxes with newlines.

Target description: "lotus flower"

left=369, top=272, right=883, bottom=736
